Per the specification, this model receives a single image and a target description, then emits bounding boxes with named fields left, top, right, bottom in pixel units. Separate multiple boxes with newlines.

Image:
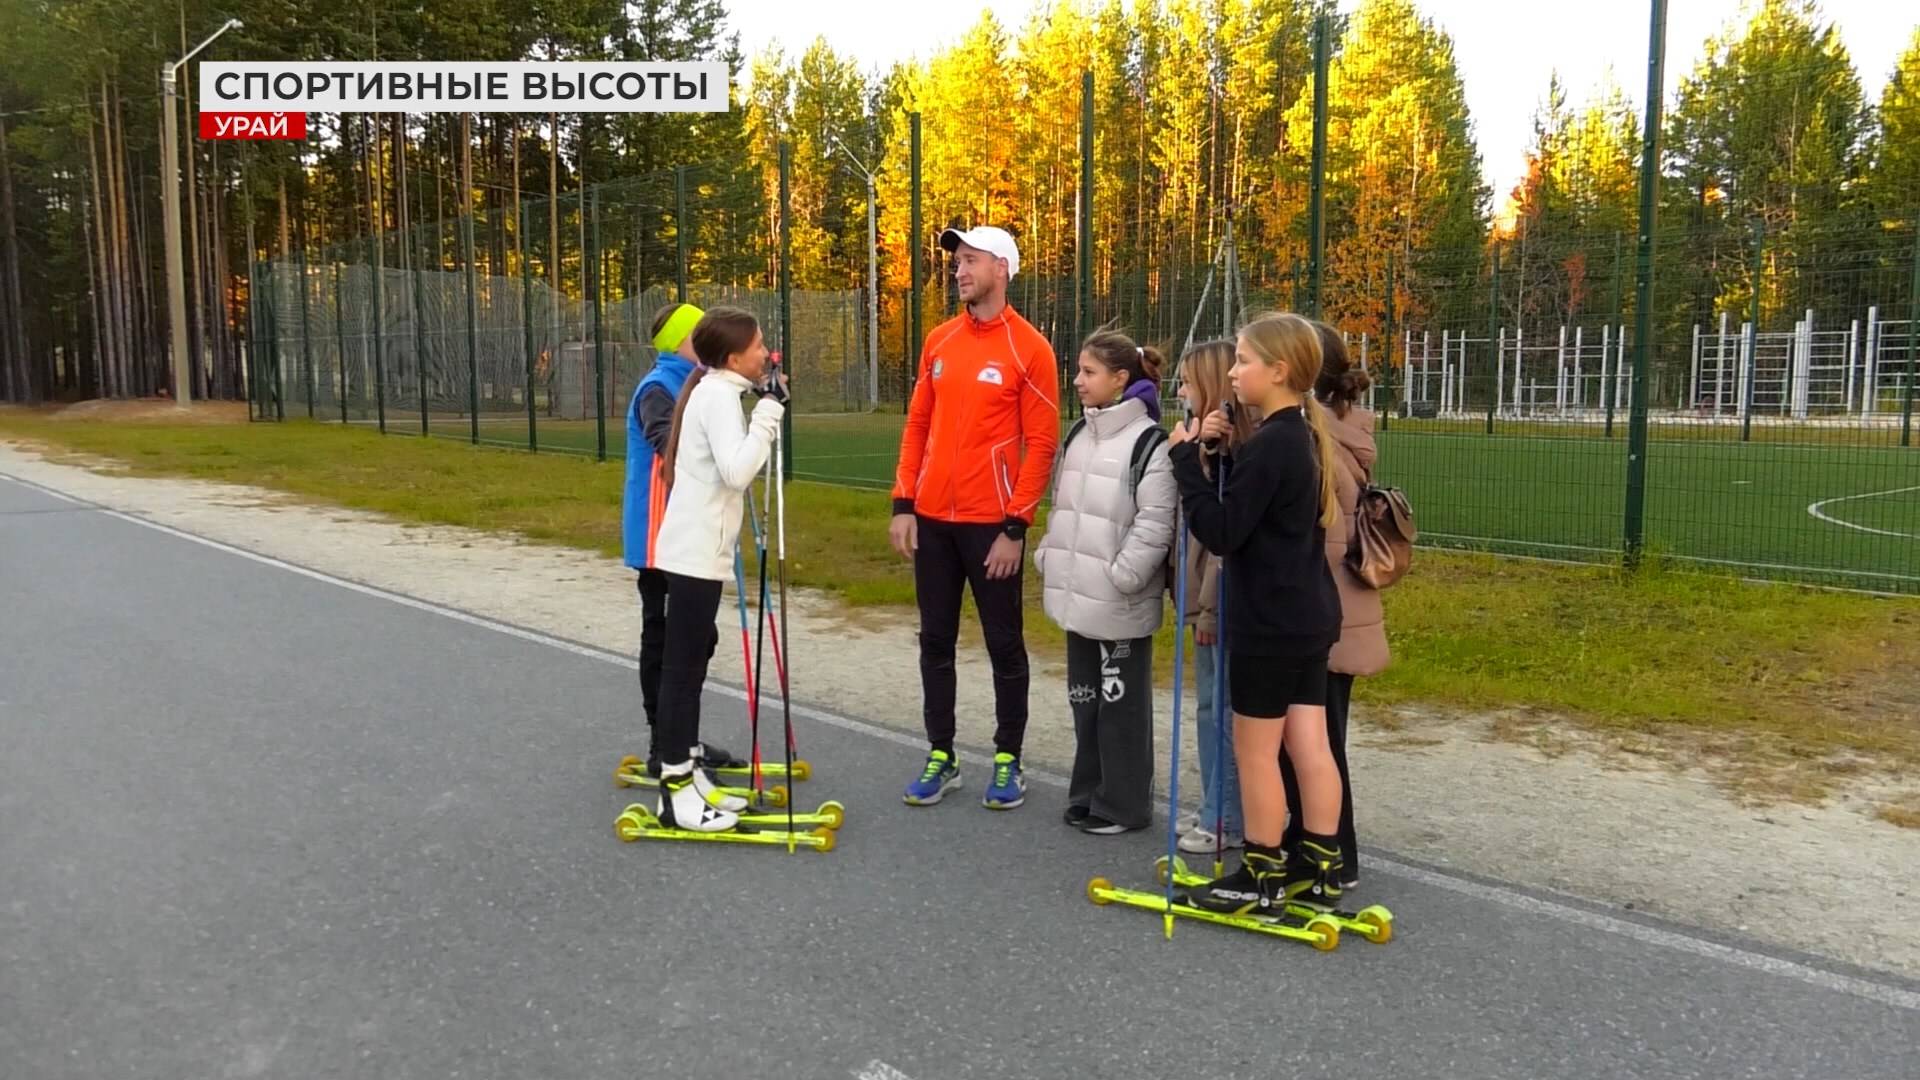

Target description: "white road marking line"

left=853, top=1061, right=916, bottom=1080
left=1806, top=484, right=1920, bottom=540
left=6, top=468, right=1917, bottom=1015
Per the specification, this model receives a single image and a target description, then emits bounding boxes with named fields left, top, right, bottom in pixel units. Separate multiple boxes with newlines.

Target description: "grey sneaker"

left=1177, top=826, right=1244, bottom=854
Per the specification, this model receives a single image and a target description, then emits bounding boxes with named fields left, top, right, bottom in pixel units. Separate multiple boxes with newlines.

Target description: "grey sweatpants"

left=1065, top=632, right=1155, bottom=828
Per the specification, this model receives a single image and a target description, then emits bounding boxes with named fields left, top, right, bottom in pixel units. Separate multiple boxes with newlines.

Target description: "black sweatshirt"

left=637, top=384, right=677, bottom=456
left=1169, top=406, right=1341, bottom=657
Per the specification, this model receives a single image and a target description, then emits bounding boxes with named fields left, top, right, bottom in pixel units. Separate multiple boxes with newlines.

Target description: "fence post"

left=1380, top=254, right=1394, bottom=430
left=373, top=234, right=387, bottom=434
left=1306, top=12, right=1331, bottom=319
left=521, top=202, right=538, bottom=453
left=245, top=257, right=260, bottom=421
left=674, top=165, right=689, bottom=303
left=334, top=259, right=348, bottom=424
left=591, top=188, right=607, bottom=462
left=1623, top=0, right=1667, bottom=567
left=909, top=113, right=923, bottom=401
left=1904, top=215, right=1919, bottom=447
left=462, top=202, right=481, bottom=445
left=1486, top=247, right=1499, bottom=435
left=298, top=241, right=314, bottom=418
left=413, top=222, right=431, bottom=437
left=1744, top=219, right=1763, bottom=443
left=1078, top=69, right=1094, bottom=351
left=269, top=260, right=285, bottom=421
left=779, top=141, right=794, bottom=481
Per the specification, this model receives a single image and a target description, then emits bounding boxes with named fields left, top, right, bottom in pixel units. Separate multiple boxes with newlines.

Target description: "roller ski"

left=1085, top=875, right=1342, bottom=950
left=612, top=754, right=796, bottom=809
left=613, top=762, right=834, bottom=853
left=1154, top=852, right=1392, bottom=944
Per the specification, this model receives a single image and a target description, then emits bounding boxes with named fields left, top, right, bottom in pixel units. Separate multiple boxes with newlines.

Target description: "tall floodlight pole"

left=829, top=134, right=881, bottom=409
left=162, top=17, right=243, bottom=405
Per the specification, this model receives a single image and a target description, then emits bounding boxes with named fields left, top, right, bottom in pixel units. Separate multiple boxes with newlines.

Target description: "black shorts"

left=1228, top=651, right=1330, bottom=719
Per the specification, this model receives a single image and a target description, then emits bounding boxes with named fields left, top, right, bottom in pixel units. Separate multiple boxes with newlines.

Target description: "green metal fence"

left=250, top=4, right=1920, bottom=594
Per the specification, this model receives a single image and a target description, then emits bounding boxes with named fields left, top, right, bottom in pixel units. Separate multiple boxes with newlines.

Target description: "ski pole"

left=1211, top=451, right=1230, bottom=879
left=1208, top=402, right=1235, bottom=879
left=775, top=425, right=796, bottom=850
left=743, top=482, right=792, bottom=729
left=750, top=450, right=773, bottom=796
left=732, top=546, right=757, bottom=763
left=1162, top=401, right=1190, bottom=939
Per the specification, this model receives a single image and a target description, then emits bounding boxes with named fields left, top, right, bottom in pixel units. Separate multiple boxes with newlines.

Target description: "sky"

left=720, top=0, right=1915, bottom=205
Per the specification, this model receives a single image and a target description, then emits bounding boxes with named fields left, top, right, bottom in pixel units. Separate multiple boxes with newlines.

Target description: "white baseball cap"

left=939, top=225, right=1020, bottom=280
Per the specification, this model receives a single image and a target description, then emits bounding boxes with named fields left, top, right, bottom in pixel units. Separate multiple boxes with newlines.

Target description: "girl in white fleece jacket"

left=1036, top=329, right=1178, bottom=835
left=651, top=307, right=786, bottom=833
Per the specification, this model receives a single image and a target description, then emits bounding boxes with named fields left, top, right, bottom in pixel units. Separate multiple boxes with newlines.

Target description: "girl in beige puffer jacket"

left=1035, top=330, right=1178, bottom=834
left=1279, top=323, right=1389, bottom=888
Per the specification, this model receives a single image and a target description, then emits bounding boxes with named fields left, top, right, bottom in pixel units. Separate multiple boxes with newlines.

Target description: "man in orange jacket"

left=891, top=225, right=1060, bottom=811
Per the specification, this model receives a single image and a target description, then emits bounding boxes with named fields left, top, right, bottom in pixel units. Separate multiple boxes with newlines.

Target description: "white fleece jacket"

left=652, top=367, right=785, bottom=582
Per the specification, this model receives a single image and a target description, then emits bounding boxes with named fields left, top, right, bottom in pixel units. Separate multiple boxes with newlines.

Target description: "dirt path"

left=4, top=439, right=1915, bottom=979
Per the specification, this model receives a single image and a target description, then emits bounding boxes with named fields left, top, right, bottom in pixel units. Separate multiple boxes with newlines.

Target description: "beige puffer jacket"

left=1034, top=397, right=1179, bottom=642
left=1324, top=405, right=1390, bottom=676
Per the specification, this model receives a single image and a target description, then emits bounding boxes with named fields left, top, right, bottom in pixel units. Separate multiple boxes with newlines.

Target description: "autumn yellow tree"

left=1285, top=0, right=1486, bottom=343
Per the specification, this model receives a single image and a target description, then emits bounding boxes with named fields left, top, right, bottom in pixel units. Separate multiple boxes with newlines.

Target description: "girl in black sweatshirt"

left=1166, top=311, right=1347, bottom=915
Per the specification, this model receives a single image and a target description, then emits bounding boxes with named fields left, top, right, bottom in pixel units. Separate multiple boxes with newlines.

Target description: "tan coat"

left=1324, top=406, right=1390, bottom=676
left=1170, top=450, right=1222, bottom=637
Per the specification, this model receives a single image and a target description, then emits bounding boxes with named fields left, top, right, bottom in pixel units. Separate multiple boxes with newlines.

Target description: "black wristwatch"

left=1001, top=518, right=1027, bottom=542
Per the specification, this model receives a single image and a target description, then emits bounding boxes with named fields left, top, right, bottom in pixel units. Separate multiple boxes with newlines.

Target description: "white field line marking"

left=1807, top=484, right=1920, bottom=540
left=5, top=469, right=1917, bottom=1014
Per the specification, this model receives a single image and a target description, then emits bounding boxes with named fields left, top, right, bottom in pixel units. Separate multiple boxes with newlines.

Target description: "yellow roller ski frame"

left=613, top=755, right=790, bottom=809
left=613, top=804, right=835, bottom=853
left=1085, top=877, right=1341, bottom=950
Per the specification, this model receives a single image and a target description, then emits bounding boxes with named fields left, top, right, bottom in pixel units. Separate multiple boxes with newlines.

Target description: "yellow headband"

left=651, top=304, right=704, bottom=354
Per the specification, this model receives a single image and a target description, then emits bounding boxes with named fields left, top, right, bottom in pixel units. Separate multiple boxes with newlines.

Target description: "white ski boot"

left=657, top=760, right=741, bottom=832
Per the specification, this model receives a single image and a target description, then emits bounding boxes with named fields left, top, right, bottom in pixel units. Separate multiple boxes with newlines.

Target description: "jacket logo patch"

left=976, top=366, right=1004, bottom=386
left=932, top=359, right=944, bottom=380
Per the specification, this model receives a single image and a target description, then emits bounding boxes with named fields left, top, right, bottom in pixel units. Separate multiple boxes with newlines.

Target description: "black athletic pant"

left=637, top=569, right=669, bottom=740
left=654, top=571, right=723, bottom=765
left=1065, top=632, right=1155, bottom=828
left=638, top=567, right=718, bottom=754
left=914, top=516, right=1029, bottom=758
left=1280, top=672, right=1357, bottom=865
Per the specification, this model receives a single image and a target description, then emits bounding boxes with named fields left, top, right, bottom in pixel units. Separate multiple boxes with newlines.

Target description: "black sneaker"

left=1063, top=804, right=1091, bottom=826
left=1077, top=814, right=1146, bottom=836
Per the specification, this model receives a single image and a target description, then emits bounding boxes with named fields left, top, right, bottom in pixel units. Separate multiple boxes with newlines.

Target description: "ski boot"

left=657, top=761, right=741, bottom=832
left=1279, top=835, right=1346, bottom=912
left=1183, top=844, right=1288, bottom=916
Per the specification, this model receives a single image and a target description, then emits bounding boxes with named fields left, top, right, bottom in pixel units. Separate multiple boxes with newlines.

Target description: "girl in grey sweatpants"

left=1035, top=330, right=1179, bottom=834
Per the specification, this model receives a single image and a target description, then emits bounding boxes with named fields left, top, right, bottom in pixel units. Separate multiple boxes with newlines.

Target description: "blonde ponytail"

left=1302, top=394, right=1340, bottom=529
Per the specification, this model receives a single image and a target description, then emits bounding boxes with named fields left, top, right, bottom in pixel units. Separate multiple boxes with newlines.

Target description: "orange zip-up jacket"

left=892, top=305, right=1060, bottom=526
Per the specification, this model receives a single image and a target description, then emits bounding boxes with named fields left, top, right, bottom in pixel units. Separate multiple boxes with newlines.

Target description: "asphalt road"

left=2, top=472, right=1916, bottom=1080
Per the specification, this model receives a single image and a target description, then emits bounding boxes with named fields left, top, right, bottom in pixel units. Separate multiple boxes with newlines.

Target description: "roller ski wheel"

left=1153, top=854, right=1393, bottom=945
left=614, top=754, right=645, bottom=788
left=612, top=803, right=832, bottom=852
left=731, top=801, right=846, bottom=832
left=1082, top=877, right=1339, bottom=949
